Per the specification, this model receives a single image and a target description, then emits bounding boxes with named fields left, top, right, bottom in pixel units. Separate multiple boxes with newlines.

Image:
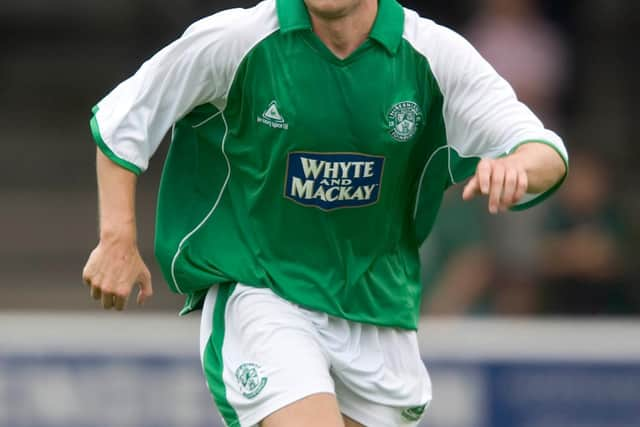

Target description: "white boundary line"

left=418, top=318, right=640, bottom=362
left=3, top=314, right=639, bottom=361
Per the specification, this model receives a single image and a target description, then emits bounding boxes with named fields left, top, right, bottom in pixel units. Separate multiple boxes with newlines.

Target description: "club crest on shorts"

left=388, top=101, right=423, bottom=142
left=235, top=363, right=268, bottom=399
left=401, top=403, right=428, bottom=422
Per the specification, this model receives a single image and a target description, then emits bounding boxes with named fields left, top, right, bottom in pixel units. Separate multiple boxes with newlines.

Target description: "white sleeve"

left=404, top=14, right=569, bottom=208
left=90, top=3, right=278, bottom=174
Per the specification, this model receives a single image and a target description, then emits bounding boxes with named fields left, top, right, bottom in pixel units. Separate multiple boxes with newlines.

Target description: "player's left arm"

left=424, top=25, right=569, bottom=214
left=462, top=142, right=567, bottom=214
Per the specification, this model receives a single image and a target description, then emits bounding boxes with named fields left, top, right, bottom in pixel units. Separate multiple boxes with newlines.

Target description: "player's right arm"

left=82, top=150, right=152, bottom=311
left=81, top=8, right=257, bottom=310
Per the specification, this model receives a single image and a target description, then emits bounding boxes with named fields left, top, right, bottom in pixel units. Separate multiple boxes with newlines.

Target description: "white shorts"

left=200, top=284, right=432, bottom=427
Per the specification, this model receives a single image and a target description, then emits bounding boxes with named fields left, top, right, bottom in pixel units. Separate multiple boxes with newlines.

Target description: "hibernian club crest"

left=235, top=363, right=268, bottom=399
left=401, top=403, right=429, bottom=422
left=388, top=101, right=423, bottom=142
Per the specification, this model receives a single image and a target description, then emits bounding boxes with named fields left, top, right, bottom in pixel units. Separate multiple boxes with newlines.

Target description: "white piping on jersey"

left=413, top=145, right=448, bottom=219
left=447, top=146, right=456, bottom=184
left=170, top=112, right=231, bottom=294
left=167, top=12, right=280, bottom=294
left=192, top=110, right=222, bottom=128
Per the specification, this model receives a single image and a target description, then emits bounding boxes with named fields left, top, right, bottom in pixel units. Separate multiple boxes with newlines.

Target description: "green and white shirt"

left=90, top=0, right=568, bottom=329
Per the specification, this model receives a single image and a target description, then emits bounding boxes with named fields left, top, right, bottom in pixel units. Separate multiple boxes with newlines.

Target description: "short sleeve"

left=404, top=14, right=569, bottom=209
left=90, top=3, right=278, bottom=174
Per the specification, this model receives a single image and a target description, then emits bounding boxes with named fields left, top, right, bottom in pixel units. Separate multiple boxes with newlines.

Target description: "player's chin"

left=304, top=0, right=360, bottom=19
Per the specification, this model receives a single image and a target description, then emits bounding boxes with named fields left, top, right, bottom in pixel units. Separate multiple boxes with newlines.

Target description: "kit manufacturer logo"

left=258, top=100, right=289, bottom=130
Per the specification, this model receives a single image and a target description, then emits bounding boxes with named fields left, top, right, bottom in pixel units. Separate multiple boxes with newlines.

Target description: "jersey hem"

left=90, top=111, right=143, bottom=176
left=178, top=283, right=419, bottom=331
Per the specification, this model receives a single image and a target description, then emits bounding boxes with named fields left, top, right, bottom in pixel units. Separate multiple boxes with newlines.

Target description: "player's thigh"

left=342, top=415, right=365, bottom=427
left=201, top=284, right=339, bottom=427
left=260, top=392, right=344, bottom=427
left=335, top=375, right=429, bottom=427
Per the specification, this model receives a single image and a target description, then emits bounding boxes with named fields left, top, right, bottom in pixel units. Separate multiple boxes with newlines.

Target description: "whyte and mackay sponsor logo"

left=285, top=152, right=385, bottom=211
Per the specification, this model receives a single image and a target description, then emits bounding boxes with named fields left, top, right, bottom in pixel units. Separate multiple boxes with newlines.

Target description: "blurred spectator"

left=1, top=0, right=637, bottom=315
left=422, top=0, right=571, bottom=316
left=421, top=191, right=546, bottom=316
left=537, top=150, right=638, bottom=315
left=420, top=190, right=495, bottom=315
left=466, top=0, right=569, bottom=127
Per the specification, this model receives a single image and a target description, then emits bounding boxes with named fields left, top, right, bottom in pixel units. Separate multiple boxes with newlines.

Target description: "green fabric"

left=412, top=75, right=449, bottom=244
left=276, top=0, right=312, bottom=32
left=155, top=2, right=563, bottom=329
left=303, top=32, right=376, bottom=65
left=448, top=148, right=481, bottom=186
left=154, top=103, right=232, bottom=295
left=156, top=25, right=450, bottom=329
left=90, top=111, right=142, bottom=176
left=179, top=288, right=209, bottom=316
left=368, top=0, right=405, bottom=54
left=277, top=0, right=405, bottom=53
left=420, top=193, right=488, bottom=291
left=202, top=284, right=240, bottom=427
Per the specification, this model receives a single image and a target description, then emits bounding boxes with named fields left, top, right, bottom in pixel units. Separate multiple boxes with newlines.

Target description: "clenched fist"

left=82, top=236, right=153, bottom=311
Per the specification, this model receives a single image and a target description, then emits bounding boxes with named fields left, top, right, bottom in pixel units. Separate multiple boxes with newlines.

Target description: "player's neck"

left=308, top=0, right=378, bottom=59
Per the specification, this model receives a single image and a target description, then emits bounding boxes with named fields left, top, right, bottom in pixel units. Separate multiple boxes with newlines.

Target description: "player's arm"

left=82, top=150, right=151, bottom=310
left=462, top=142, right=567, bottom=214
left=81, top=14, right=238, bottom=310
left=427, top=26, right=569, bottom=214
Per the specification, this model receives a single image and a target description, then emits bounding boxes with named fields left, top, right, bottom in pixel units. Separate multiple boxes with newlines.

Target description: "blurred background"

left=1, top=0, right=639, bottom=426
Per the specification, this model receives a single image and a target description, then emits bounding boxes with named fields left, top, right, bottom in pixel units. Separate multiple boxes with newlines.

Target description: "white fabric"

left=93, top=0, right=278, bottom=172
left=402, top=9, right=568, bottom=205
left=200, top=284, right=432, bottom=427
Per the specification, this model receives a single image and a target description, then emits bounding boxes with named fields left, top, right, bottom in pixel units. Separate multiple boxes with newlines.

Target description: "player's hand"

left=82, top=237, right=153, bottom=311
left=462, top=156, right=528, bottom=214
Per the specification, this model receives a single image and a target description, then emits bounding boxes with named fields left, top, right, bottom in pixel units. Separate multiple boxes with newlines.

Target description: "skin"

left=82, top=150, right=152, bottom=311
left=82, top=0, right=567, bottom=425
left=305, top=0, right=378, bottom=59
left=462, top=142, right=566, bottom=214
left=260, top=393, right=346, bottom=427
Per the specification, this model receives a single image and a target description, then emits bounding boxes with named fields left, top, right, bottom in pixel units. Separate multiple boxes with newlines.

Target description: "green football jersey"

left=90, top=0, right=568, bottom=329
